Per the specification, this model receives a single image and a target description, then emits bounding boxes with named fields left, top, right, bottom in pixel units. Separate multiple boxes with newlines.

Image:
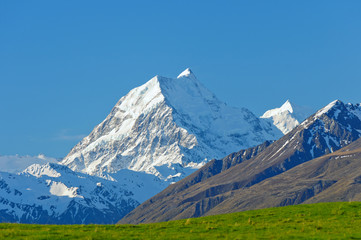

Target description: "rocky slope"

left=203, top=137, right=361, bottom=215
left=119, top=100, right=361, bottom=224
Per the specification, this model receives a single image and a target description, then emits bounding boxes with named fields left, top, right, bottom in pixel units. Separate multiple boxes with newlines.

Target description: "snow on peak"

left=262, top=100, right=296, bottom=118
left=62, top=69, right=282, bottom=179
left=313, top=99, right=361, bottom=123
left=23, top=163, right=61, bottom=178
left=279, top=99, right=294, bottom=113
left=177, top=68, right=196, bottom=80
left=315, top=99, right=341, bottom=118
left=261, top=100, right=314, bottom=134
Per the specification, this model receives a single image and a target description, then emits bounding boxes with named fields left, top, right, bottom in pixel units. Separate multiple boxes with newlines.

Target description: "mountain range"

left=119, top=100, right=361, bottom=224
left=0, top=163, right=139, bottom=224
left=0, top=69, right=284, bottom=224
left=1, top=68, right=360, bottom=224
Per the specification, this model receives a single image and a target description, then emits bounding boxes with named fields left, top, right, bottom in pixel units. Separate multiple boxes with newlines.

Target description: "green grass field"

left=1, top=202, right=361, bottom=239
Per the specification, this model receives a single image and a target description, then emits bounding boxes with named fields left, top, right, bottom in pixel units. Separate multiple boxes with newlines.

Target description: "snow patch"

left=49, top=181, right=82, bottom=198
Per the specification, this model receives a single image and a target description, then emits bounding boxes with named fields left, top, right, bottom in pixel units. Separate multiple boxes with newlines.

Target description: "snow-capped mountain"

left=61, top=68, right=282, bottom=180
left=0, top=162, right=166, bottom=224
left=301, top=100, right=361, bottom=155
left=261, top=100, right=314, bottom=134
left=0, top=68, right=284, bottom=224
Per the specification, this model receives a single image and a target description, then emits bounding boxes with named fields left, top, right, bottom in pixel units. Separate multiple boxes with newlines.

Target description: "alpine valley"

left=1, top=69, right=360, bottom=225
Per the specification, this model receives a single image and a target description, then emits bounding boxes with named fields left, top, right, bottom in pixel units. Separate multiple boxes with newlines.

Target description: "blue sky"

left=1, top=1, right=361, bottom=158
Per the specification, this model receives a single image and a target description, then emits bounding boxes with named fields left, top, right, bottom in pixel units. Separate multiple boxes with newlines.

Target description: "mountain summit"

left=62, top=69, right=282, bottom=180
left=261, top=100, right=314, bottom=134
left=177, top=68, right=196, bottom=79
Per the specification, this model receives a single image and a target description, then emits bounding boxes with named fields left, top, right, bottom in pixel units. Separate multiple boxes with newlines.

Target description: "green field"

left=1, top=202, right=361, bottom=239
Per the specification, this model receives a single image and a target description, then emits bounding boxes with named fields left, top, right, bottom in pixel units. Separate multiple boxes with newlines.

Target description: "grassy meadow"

left=1, top=202, right=361, bottom=239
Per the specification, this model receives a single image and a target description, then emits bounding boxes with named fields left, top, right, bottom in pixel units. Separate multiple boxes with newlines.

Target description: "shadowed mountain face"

left=205, top=137, right=361, bottom=216
left=142, top=140, right=274, bottom=203
left=119, top=100, right=361, bottom=224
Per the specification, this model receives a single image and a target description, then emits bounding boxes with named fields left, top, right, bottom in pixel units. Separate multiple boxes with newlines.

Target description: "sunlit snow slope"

left=62, top=68, right=283, bottom=181
left=261, top=100, right=314, bottom=134
left=0, top=154, right=58, bottom=173
left=0, top=69, right=285, bottom=224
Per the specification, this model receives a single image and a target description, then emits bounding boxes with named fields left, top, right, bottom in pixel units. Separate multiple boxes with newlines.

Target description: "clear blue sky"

left=1, top=1, right=361, bottom=158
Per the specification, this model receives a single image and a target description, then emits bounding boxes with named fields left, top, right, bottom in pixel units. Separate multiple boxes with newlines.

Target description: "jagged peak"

left=63, top=67, right=284, bottom=177
left=260, top=99, right=315, bottom=134
left=23, top=162, right=62, bottom=178
left=315, top=99, right=343, bottom=118
left=177, top=68, right=197, bottom=80
left=261, top=99, right=294, bottom=118
left=279, top=99, right=294, bottom=113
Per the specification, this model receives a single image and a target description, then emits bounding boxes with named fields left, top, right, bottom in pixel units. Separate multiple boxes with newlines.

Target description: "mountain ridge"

left=119, top=99, right=361, bottom=224
left=204, top=137, right=361, bottom=216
